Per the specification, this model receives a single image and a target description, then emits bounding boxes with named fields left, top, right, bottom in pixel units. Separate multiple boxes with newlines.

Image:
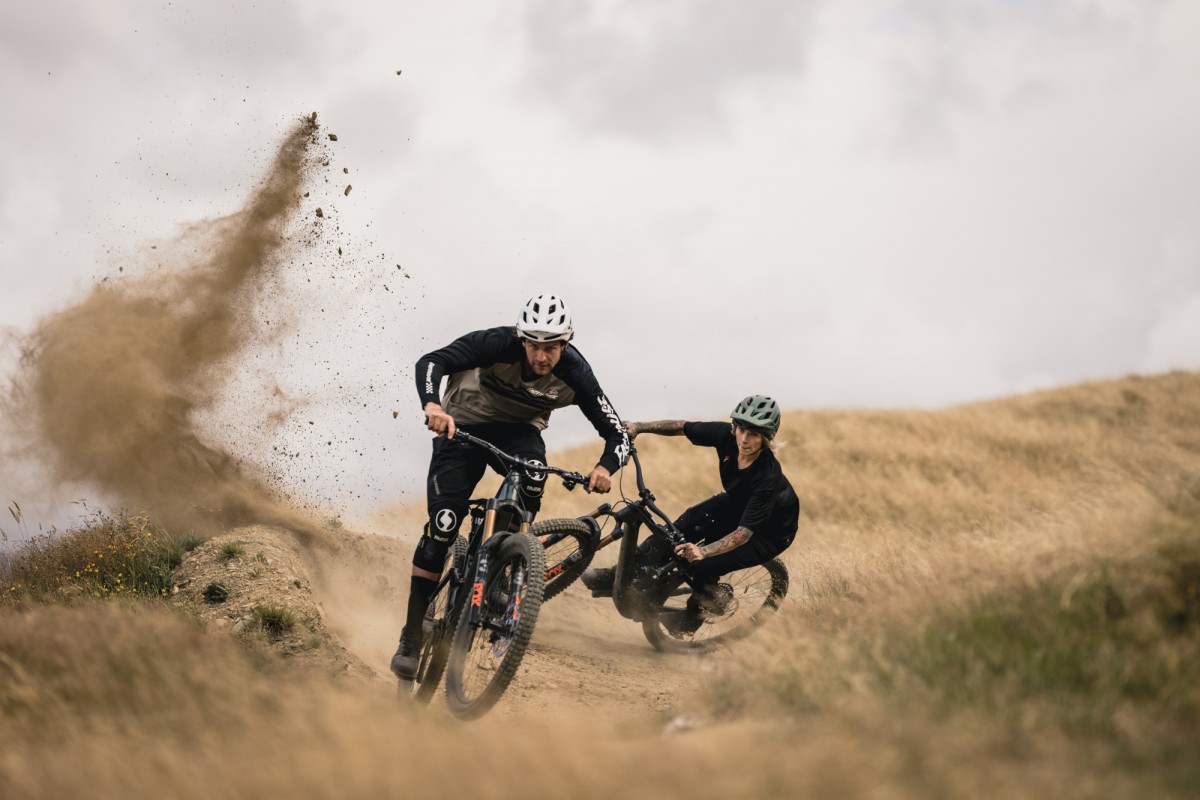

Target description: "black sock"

left=404, top=575, right=438, bottom=635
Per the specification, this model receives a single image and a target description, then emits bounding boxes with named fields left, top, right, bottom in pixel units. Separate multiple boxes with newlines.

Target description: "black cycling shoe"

left=390, top=626, right=423, bottom=680
left=661, top=608, right=705, bottom=637
left=695, top=583, right=735, bottom=616
left=581, top=566, right=615, bottom=597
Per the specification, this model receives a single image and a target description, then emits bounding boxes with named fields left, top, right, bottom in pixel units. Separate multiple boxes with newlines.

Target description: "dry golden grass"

left=2, top=371, right=1199, bottom=798
left=0, top=511, right=201, bottom=603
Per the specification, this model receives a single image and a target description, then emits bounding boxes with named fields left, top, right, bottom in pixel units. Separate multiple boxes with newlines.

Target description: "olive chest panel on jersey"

left=414, top=326, right=630, bottom=474
left=442, top=361, right=577, bottom=429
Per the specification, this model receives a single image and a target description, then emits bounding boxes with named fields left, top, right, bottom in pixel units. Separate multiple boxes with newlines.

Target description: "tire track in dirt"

left=299, top=525, right=712, bottom=726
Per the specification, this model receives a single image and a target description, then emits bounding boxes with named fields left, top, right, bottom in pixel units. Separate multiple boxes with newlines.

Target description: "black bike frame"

left=449, top=430, right=587, bottom=630
left=574, top=445, right=699, bottom=621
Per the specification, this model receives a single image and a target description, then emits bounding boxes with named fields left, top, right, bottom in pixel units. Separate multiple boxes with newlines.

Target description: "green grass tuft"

left=252, top=605, right=296, bottom=639
left=218, top=542, right=245, bottom=562
left=178, top=531, right=204, bottom=553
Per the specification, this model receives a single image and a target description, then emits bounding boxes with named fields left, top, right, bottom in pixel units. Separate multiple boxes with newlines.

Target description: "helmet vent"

left=516, top=294, right=574, bottom=342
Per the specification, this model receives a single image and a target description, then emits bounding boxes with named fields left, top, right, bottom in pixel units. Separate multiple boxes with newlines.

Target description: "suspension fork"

left=466, top=495, right=532, bottom=629
left=467, top=502, right=498, bottom=627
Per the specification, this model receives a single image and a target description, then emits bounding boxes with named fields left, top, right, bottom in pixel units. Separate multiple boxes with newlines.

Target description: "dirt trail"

left=295, top=523, right=712, bottom=727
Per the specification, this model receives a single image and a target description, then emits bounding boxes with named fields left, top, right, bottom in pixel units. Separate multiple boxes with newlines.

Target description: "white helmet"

left=516, top=294, right=574, bottom=342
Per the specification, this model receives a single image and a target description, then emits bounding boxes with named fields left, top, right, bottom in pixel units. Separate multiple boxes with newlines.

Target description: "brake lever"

left=560, top=472, right=588, bottom=492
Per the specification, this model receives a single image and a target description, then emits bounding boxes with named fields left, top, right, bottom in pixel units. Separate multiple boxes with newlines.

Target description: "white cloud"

left=522, top=0, right=819, bottom=141
left=3, top=0, right=1199, bottom=517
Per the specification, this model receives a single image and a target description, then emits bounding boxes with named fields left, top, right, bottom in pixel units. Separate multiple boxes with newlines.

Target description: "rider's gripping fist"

left=586, top=465, right=612, bottom=493
left=423, top=402, right=456, bottom=438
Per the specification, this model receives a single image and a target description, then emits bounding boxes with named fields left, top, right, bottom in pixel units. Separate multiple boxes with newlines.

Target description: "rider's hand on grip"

left=585, top=465, right=612, bottom=494
left=424, top=402, right=456, bottom=438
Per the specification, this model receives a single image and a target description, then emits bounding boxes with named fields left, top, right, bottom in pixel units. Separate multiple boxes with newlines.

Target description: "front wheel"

left=642, top=557, right=788, bottom=653
left=444, top=532, right=546, bottom=719
left=401, top=536, right=468, bottom=703
left=531, top=518, right=597, bottom=601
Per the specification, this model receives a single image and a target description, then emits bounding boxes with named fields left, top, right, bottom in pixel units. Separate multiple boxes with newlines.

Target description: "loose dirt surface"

left=314, top=524, right=716, bottom=728
left=170, top=525, right=377, bottom=682
left=481, top=582, right=710, bottom=731
left=172, top=523, right=715, bottom=727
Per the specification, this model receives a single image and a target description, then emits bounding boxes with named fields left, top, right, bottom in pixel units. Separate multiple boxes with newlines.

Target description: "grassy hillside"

left=520, top=370, right=1200, bottom=792
left=2, top=371, right=1198, bottom=798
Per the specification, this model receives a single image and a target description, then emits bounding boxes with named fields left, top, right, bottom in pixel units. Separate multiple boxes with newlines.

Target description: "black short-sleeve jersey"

left=684, top=421, right=799, bottom=541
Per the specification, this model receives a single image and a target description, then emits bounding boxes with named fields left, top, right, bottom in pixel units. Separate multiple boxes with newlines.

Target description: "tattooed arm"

left=624, top=420, right=688, bottom=440
left=675, top=527, right=754, bottom=562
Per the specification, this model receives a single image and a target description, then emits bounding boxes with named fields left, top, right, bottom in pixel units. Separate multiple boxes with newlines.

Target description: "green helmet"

left=731, top=395, right=781, bottom=436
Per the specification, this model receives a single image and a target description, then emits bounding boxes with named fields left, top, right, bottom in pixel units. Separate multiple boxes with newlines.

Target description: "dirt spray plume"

left=7, top=116, right=327, bottom=541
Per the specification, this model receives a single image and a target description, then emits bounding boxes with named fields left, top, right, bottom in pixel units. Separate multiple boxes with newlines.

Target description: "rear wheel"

left=531, top=518, right=597, bottom=601
left=400, top=536, right=468, bottom=703
left=642, top=557, right=788, bottom=653
left=445, top=532, right=546, bottom=719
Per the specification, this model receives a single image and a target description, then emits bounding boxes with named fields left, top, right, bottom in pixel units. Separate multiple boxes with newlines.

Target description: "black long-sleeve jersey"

left=415, top=326, right=630, bottom=474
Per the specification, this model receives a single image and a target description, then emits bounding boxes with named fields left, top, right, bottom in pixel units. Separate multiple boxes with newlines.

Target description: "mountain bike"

left=531, top=444, right=789, bottom=652
left=399, top=429, right=588, bottom=719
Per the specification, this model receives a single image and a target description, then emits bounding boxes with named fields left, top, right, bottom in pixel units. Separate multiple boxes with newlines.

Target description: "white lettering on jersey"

left=596, top=394, right=630, bottom=466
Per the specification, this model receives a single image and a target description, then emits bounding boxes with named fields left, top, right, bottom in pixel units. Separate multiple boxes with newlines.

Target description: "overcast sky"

left=2, top=0, right=1199, bottom=523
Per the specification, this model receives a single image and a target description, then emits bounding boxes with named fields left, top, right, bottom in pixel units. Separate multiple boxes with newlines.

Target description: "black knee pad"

left=428, top=507, right=463, bottom=541
left=519, top=459, right=547, bottom=499
left=413, top=531, right=449, bottom=573
left=514, top=462, right=544, bottom=517
left=413, top=508, right=462, bottom=572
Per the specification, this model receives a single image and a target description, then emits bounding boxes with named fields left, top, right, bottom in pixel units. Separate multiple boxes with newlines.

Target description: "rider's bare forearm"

left=699, top=527, right=754, bottom=559
left=630, top=420, right=687, bottom=436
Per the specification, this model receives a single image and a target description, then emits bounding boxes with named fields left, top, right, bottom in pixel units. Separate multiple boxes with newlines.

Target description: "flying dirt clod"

left=9, top=116, right=329, bottom=542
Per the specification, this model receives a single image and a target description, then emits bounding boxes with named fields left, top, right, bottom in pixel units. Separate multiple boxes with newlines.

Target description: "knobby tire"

left=642, top=557, right=789, bottom=653
left=445, top=532, right=546, bottom=719
left=531, top=518, right=596, bottom=601
left=403, top=536, right=469, bottom=703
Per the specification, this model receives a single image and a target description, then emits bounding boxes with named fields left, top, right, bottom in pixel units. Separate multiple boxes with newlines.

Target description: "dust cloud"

left=4, top=116, right=330, bottom=541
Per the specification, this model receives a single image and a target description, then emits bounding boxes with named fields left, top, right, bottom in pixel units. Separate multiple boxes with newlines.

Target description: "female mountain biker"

left=582, top=395, right=799, bottom=633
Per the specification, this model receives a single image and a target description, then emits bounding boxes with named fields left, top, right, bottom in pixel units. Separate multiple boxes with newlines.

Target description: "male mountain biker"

left=584, top=395, right=798, bottom=634
left=391, top=294, right=630, bottom=679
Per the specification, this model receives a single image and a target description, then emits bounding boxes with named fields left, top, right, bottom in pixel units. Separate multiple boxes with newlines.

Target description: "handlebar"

left=449, top=429, right=590, bottom=491
left=625, top=445, right=681, bottom=542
